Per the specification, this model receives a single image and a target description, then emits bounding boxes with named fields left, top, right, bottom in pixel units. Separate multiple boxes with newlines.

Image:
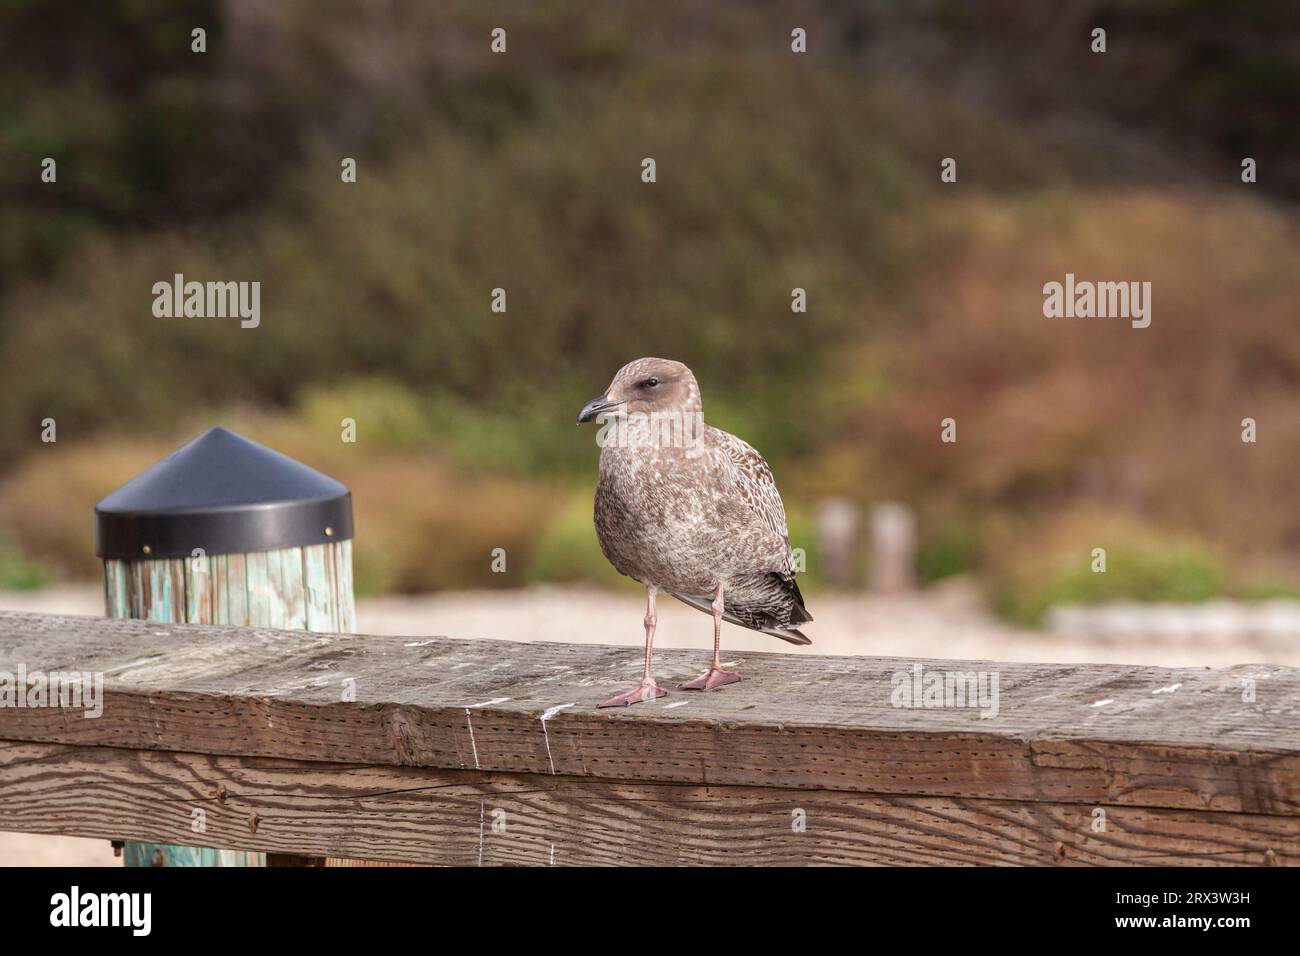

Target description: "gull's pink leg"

left=679, top=582, right=741, bottom=691
left=597, top=587, right=669, bottom=707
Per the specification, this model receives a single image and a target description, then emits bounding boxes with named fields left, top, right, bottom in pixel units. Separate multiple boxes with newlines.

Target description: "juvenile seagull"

left=577, top=357, right=811, bottom=707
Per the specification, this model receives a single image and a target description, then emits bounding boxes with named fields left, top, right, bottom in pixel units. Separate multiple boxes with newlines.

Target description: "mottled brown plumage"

left=577, top=358, right=811, bottom=706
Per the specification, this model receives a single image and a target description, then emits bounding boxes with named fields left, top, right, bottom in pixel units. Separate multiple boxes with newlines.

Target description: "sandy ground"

left=3, top=581, right=1297, bottom=865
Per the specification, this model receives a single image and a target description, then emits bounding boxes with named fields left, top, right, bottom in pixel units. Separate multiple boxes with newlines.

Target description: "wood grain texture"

left=1, top=740, right=1294, bottom=866
left=1, top=611, right=1297, bottom=818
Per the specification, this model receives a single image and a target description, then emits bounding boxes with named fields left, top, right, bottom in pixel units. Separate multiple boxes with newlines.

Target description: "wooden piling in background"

left=95, top=427, right=355, bottom=866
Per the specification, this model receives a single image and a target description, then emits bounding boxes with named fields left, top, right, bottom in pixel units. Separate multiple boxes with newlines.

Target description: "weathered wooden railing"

left=1, top=610, right=1297, bottom=865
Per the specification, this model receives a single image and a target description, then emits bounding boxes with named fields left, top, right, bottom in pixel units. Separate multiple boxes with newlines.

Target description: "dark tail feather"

left=669, top=573, right=813, bottom=646
left=765, top=577, right=812, bottom=643
left=786, top=577, right=813, bottom=625
left=761, top=624, right=811, bottom=645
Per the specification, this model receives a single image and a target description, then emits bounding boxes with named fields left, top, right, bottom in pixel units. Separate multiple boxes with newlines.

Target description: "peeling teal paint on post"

left=336, top=539, right=355, bottom=632
left=303, top=543, right=337, bottom=631
left=278, top=548, right=307, bottom=629
left=122, top=844, right=263, bottom=867
left=245, top=550, right=271, bottom=627
left=105, top=541, right=355, bottom=867
left=185, top=550, right=211, bottom=623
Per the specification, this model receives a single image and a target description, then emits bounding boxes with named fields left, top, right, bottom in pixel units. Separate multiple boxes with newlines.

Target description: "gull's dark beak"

left=577, top=394, right=618, bottom=424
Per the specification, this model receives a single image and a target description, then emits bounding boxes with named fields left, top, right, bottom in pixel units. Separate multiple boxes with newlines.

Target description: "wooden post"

left=96, top=427, right=354, bottom=866
left=869, top=502, right=916, bottom=594
left=814, top=498, right=861, bottom=588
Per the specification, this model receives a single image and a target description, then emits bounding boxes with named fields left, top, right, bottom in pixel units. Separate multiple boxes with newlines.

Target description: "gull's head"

left=577, top=357, right=700, bottom=423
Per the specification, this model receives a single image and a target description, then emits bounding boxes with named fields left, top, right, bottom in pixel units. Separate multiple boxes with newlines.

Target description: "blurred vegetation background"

left=2, top=0, right=1299, bottom=623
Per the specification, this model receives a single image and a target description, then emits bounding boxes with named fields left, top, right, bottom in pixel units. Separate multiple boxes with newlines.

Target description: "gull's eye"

left=645, top=377, right=659, bottom=387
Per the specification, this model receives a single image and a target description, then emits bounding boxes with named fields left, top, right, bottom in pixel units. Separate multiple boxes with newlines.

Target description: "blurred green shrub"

left=0, top=542, right=52, bottom=590
left=996, top=546, right=1224, bottom=626
left=298, top=379, right=441, bottom=451
left=1234, top=580, right=1300, bottom=602
left=990, top=511, right=1225, bottom=626
left=916, top=520, right=977, bottom=585
left=525, top=487, right=630, bottom=588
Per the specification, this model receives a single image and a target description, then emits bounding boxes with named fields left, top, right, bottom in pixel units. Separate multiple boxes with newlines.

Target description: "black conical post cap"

left=95, top=427, right=354, bottom=560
